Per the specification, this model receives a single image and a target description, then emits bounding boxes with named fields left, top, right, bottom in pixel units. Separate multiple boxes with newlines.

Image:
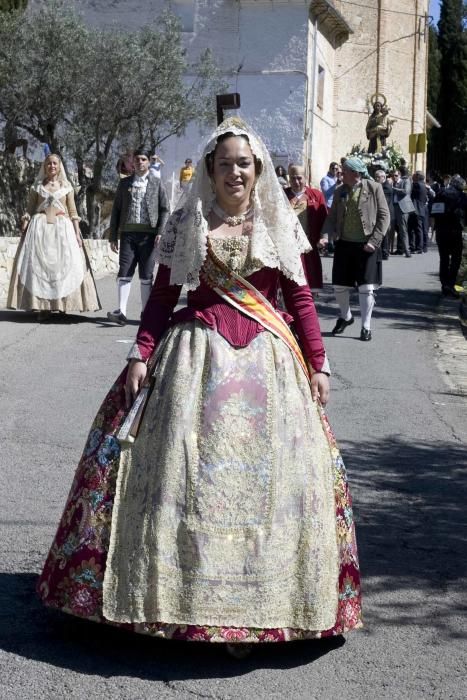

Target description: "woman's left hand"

left=76, top=235, right=83, bottom=248
left=363, top=242, right=375, bottom=253
left=311, top=372, right=330, bottom=406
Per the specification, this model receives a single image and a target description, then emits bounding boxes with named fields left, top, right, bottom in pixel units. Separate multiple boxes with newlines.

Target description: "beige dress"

left=7, top=184, right=100, bottom=312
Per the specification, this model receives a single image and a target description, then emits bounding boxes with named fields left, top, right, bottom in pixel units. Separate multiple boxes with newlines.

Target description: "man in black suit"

left=410, top=171, right=428, bottom=253
left=107, top=150, right=170, bottom=325
left=374, top=170, right=394, bottom=259
left=392, top=166, right=415, bottom=257
left=432, top=174, right=467, bottom=298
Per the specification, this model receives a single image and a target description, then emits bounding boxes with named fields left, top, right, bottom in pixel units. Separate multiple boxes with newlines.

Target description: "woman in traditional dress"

left=7, top=153, right=100, bottom=317
left=37, top=119, right=361, bottom=655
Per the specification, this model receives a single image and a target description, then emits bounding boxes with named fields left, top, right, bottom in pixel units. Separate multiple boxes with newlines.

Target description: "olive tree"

left=0, top=1, right=226, bottom=235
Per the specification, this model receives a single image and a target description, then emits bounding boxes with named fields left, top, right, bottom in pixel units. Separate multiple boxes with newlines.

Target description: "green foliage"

left=0, top=0, right=226, bottom=234
left=436, top=0, right=467, bottom=151
left=0, top=0, right=27, bottom=11
left=427, top=24, right=441, bottom=116
left=348, top=142, right=405, bottom=173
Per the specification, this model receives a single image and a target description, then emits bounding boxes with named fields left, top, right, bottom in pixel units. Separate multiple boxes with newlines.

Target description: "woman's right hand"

left=125, top=359, right=147, bottom=408
left=20, top=215, right=30, bottom=234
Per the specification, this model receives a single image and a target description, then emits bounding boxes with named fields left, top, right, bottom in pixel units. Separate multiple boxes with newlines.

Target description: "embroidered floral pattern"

left=37, top=335, right=362, bottom=643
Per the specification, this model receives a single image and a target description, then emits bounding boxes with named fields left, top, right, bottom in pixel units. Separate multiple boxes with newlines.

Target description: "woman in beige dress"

left=7, top=153, right=100, bottom=317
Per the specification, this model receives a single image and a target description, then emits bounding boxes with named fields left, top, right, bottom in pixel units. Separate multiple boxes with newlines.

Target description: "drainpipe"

left=411, top=0, right=419, bottom=170
left=308, top=16, right=318, bottom=175
left=376, top=0, right=382, bottom=94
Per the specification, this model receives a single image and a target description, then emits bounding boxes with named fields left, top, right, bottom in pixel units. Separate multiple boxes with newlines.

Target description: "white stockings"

left=334, top=284, right=375, bottom=329
left=140, top=279, right=152, bottom=310
left=358, top=284, right=375, bottom=330
left=117, top=277, right=132, bottom=316
left=333, top=285, right=352, bottom=322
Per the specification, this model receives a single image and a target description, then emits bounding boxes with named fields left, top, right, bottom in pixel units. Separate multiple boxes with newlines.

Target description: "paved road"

left=1, top=245, right=466, bottom=700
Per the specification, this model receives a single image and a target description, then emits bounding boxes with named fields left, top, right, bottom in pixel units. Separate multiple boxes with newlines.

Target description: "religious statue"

left=365, top=94, right=395, bottom=154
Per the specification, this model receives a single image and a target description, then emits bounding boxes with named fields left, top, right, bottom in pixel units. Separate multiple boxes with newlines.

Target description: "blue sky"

left=430, top=0, right=441, bottom=25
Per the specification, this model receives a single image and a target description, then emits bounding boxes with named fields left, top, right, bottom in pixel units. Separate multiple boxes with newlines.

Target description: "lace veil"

left=156, top=117, right=311, bottom=290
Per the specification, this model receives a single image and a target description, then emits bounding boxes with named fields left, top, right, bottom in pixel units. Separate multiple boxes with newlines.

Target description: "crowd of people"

left=4, top=116, right=466, bottom=659
left=274, top=160, right=466, bottom=310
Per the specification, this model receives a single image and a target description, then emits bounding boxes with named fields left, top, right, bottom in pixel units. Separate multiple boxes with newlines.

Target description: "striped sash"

left=202, top=241, right=313, bottom=385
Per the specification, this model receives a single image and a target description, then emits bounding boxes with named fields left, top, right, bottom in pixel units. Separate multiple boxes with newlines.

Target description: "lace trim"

left=156, top=118, right=310, bottom=290
left=103, top=324, right=339, bottom=629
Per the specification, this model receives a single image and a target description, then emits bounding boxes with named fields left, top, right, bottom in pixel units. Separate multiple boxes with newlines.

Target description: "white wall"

left=58, top=0, right=312, bottom=185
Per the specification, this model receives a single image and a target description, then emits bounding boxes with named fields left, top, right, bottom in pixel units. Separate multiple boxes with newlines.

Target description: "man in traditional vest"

left=321, top=157, right=389, bottom=341
left=107, top=150, right=170, bottom=325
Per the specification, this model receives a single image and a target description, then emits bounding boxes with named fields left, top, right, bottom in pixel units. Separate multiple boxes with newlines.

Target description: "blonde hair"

left=42, top=153, right=65, bottom=185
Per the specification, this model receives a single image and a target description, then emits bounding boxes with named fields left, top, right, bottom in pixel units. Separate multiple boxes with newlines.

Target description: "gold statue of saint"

left=366, top=94, right=395, bottom=153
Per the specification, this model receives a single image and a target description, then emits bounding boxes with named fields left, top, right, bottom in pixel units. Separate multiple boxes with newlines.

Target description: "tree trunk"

left=74, top=155, right=90, bottom=237
left=87, top=157, right=105, bottom=238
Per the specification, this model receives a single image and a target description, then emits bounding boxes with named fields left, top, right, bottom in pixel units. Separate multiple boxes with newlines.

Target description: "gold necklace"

left=212, top=201, right=253, bottom=227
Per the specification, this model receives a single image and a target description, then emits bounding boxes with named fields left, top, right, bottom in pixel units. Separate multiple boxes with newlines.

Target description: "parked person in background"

left=286, top=164, right=327, bottom=289
left=275, top=164, right=289, bottom=189
left=150, top=154, right=164, bottom=179
left=441, top=174, right=451, bottom=190
left=107, top=150, right=170, bottom=325
left=374, top=170, right=394, bottom=259
left=431, top=174, right=467, bottom=298
left=320, top=162, right=339, bottom=208
left=116, top=150, right=135, bottom=179
left=7, top=154, right=100, bottom=319
left=409, top=171, right=428, bottom=253
left=426, top=173, right=440, bottom=240
left=392, top=166, right=414, bottom=257
left=320, top=162, right=340, bottom=255
left=179, top=158, right=195, bottom=192
left=321, top=157, right=389, bottom=341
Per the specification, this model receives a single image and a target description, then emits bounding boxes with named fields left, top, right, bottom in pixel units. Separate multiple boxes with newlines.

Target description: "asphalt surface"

left=1, top=244, right=466, bottom=700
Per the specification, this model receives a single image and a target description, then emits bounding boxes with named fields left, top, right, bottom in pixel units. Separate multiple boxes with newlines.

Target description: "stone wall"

left=0, top=237, right=118, bottom=306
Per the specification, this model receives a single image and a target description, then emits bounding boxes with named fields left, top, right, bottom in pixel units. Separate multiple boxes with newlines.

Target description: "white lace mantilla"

left=156, top=117, right=311, bottom=290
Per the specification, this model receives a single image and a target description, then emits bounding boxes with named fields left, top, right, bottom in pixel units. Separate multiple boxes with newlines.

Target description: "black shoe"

left=392, top=250, right=403, bottom=255
left=441, top=285, right=460, bottom=299
left=382, top=254, right=389, bottom=260
left=405, top=253, right=412, bottom=258
left=360, top=328, right=372, bottom=341
left=332, top=317, right=354, bottom=335
left=416, top=250, right=423, bottom=254
left=107, top=309, right=127, bottom=325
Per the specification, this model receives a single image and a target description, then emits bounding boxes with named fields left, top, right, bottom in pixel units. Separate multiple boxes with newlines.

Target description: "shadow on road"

left=0, top=310, right=139, bottom=326
left=0, top=573, right=343, bottom=678
left=343, top=436, right=467, bottom=638
left=317, top=284, right=458, bottom=333
left=1, top=436, right=466, bottom=676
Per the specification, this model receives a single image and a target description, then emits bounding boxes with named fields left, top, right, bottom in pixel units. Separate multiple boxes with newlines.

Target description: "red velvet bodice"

left=135, top=264, right=326, bottom=372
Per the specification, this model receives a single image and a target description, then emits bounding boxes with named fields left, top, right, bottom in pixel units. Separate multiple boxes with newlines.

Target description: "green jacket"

left=322, top=179, right=390, bottom=248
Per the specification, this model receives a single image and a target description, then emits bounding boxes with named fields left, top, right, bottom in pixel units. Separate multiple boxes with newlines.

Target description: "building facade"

left=59, top=0, right=430, bottom=186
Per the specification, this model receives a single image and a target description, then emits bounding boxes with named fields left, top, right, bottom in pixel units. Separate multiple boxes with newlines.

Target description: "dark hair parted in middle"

left=205, top=132, right=263, bottom=178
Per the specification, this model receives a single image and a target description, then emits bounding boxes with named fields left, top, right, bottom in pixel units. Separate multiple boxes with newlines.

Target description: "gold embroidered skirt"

left=103, top=321, right=340, bottom=630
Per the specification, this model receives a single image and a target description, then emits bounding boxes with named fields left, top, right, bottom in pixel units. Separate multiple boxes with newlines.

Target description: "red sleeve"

left=133, top=265, right=182, bottom=361
left=306, top=188, right=328, bottom=244
left=280, top=272, right=326, bottom=372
